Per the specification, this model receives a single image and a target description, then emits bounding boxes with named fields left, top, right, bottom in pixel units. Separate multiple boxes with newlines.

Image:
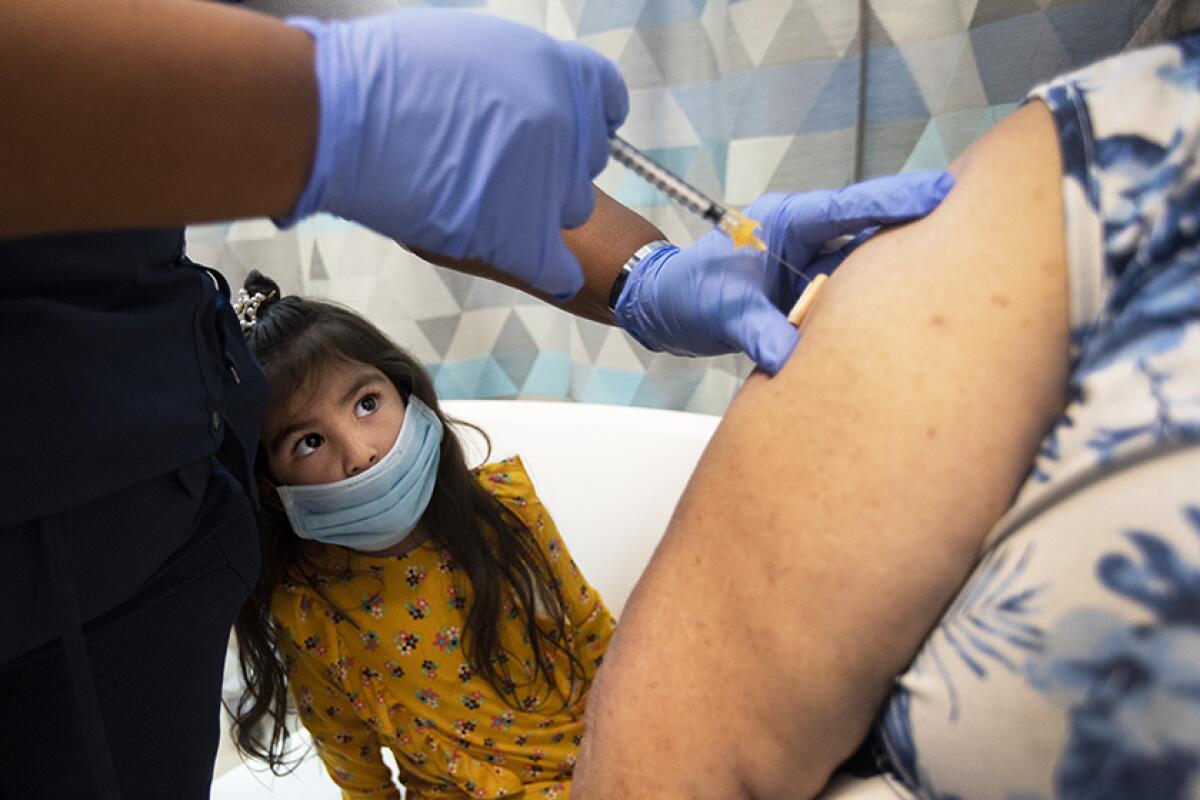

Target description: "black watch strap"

left=607, top=239, right=672, bottom=312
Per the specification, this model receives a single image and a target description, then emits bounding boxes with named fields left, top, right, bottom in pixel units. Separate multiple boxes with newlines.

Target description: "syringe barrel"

left=609, top=135, right=763, bottom=250
left=609, top=135, right=715, bottom=218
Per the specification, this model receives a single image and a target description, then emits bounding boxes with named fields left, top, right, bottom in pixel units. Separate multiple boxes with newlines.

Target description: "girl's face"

left=262, top=359, right=407, bottom=487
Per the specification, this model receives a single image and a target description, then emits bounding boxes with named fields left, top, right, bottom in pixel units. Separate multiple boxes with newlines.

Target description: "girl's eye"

left=356, top=393, right=380, bottom=417
left=294, top=433, right=324, bottom=458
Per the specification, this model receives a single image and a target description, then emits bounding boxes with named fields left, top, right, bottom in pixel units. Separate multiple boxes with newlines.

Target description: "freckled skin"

left=573, top=101, right=1069, bottom=800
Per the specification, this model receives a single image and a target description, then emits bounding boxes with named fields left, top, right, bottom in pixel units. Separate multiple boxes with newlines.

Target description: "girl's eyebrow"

left=270, top=371, right=387, bottom=454
left=338, top=371, right=386, bottom=406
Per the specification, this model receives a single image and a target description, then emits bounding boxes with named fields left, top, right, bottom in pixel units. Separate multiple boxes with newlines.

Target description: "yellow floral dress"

left=272, top=457, right=616, bottom=800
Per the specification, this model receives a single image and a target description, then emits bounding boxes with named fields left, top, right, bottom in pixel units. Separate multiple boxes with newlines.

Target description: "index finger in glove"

left=560, top=42, right=629, bottom=169
left=786, top=170, right=955, bottom=245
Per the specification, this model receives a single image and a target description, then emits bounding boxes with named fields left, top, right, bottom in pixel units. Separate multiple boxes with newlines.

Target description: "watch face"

left=608, top=265, right=632, bottom=311
left=611, top=241, right=672, bottom=311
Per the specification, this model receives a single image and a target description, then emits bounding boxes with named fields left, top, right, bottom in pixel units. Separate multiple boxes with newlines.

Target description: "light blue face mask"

left=276, top=394, right=444, bottom=552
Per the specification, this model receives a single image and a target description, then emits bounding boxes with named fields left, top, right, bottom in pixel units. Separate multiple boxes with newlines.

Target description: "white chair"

left=212, top=400, right=906, bottom=799
left=213, top=400, right=718, bottom=798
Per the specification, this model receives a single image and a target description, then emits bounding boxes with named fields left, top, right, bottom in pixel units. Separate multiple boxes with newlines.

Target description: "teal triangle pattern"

left=615, top=146, right=702, bottom=207
left=636, top=0, right=709, bottom=29
left=433, top=357, right=519, bottom=399
left=576, top=0, right=649, bottom=35
left=577, top=368, right=646, bottom=406
left=521, top=352, right=572, bottom=398
left=185, top=0, right=1157, bottom=418
left=902, top=120, right=950, bottom=172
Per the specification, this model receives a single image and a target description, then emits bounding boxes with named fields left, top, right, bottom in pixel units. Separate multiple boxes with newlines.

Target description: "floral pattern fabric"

left=273, top=457, right=616, bottom=799
left=874, top=35, right=1200, bottom=800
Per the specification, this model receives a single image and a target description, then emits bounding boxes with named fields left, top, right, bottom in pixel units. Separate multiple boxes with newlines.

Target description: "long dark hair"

left=230, top=271, right=584, bottom=772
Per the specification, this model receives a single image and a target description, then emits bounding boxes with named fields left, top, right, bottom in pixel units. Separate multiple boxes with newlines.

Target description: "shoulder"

left=472, top=455, right=544, bottom=513
left=473, top=455, right=567, bottom=551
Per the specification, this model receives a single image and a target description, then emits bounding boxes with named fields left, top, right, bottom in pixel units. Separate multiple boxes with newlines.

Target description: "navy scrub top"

left=0, top=227, right=268, bottom=527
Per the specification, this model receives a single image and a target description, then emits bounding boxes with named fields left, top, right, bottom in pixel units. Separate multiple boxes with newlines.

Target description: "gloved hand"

left=614, top=171, right=955, bottom=375
left=278, top=10, right=628, bottom=299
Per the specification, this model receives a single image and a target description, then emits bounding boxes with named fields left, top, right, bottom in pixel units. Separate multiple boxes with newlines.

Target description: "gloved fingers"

left=561, top=41, right=630, bottom=138
left=599, top=58, right=630, bottom=136
left=838, top=226, right=878, bottom=257
left=806, top=249, right=850, bottom=276
left=781, top=171, right=954, bottom=246
left=778, top=225, right=893, bottom=299
left=703, top=253, right=797, bottom=370
left=533, top=232, right=586, bottom=301
left=735, top=300, right=802, bottom=376
left=813, top=171, right=955, bottom=239
left=555, top=45, right=615, bottom=230
left=557, top=42, right=626, bottom=182
left=740, top=192, right=790, bottom=244
left=559, top=168, right=599, bottom=232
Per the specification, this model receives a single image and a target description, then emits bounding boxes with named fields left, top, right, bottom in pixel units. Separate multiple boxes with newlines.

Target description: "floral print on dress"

left=405, top=565, right=427, bottom=587
left=446, top=585, right=468, bottom=611
left=876, top=37, right=1200, bottom=800
left=393, top=631, right=420, bottom=655
left=1024, top=507, right=1200, bottom=799
left=361, top=592, right=385, bottom=620
left=406, top=597, right=430, bottom=620
left=435, top=626, right=462, bottom=653
left=272, top=456, right=615, bottom=798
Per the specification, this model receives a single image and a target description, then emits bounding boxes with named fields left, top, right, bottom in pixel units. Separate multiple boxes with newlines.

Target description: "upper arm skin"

left=0, top=0, right=315, bottom=236
left=573, top=102, right=1070, bottom=799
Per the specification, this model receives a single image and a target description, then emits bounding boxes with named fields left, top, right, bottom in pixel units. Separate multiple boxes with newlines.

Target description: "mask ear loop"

left=257, top=473, right=285, bottom=512
left=254, top=446, right=286, bottom=512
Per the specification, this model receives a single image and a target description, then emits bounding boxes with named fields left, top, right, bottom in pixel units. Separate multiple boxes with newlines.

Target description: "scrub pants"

left=0, top=457, right=260, bottom=799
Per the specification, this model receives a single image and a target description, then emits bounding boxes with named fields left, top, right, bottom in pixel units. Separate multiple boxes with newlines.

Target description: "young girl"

left=230, top=271, right=615, bottom=799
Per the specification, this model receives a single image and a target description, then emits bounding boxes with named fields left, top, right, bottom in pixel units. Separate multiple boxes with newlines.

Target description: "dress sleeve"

left=529, top=485, right=617, bottom=680
left=477, top=456, right=617, bottom=679
left=277, top=609, right=401, bottom=799
left=1025, top=40, right=1200, bottom=353
left=995, top=37, right=1200, bottom=518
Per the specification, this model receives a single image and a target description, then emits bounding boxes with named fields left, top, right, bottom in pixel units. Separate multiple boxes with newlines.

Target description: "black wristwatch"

left=607, top=239, right=673, bottom=312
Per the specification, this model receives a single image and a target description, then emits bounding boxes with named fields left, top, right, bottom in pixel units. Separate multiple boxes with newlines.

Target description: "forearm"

left=574, top=103, right=1070, bottom=798
left=0, top=1, right=655, bottom=321
left=0, top=0, right=315, bottom=237
left=415, top=187, right=666, bottom=323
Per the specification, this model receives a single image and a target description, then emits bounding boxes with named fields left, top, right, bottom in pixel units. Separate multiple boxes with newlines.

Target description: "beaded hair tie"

left=233, top=288, right=277, bottom=331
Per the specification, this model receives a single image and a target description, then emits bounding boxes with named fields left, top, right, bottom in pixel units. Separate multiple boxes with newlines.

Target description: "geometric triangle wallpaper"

left=192, top=0, right=1156, bottom=415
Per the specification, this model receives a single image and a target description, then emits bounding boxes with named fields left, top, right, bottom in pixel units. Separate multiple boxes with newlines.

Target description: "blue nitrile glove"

left=746, top=171, right=956, bottom=312
left=278, top=11, right=629, bottom=299
left=614, top=171, right=954, bottom=375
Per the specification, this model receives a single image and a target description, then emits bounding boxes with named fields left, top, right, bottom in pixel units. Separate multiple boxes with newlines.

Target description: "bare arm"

left=0, top=0, right=316, bottom=236
left=415, top=187, right=666, bottom=324
left=0, top=2, right=661, bottom=320
left=574, top=101, right=1071, bottom=798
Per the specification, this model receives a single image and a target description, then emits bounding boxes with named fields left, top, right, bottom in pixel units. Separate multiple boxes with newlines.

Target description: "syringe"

left=610, top=134, right=828, bottom=326
left=609, top=134, right=767, bottom=252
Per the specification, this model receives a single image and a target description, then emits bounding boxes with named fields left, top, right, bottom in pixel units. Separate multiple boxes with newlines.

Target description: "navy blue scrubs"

left=0, top=227, right=268, bottom=798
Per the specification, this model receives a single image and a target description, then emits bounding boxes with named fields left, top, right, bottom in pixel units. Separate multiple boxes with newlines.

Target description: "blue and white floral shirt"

left=875, top=34, right=1200, bottom=800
